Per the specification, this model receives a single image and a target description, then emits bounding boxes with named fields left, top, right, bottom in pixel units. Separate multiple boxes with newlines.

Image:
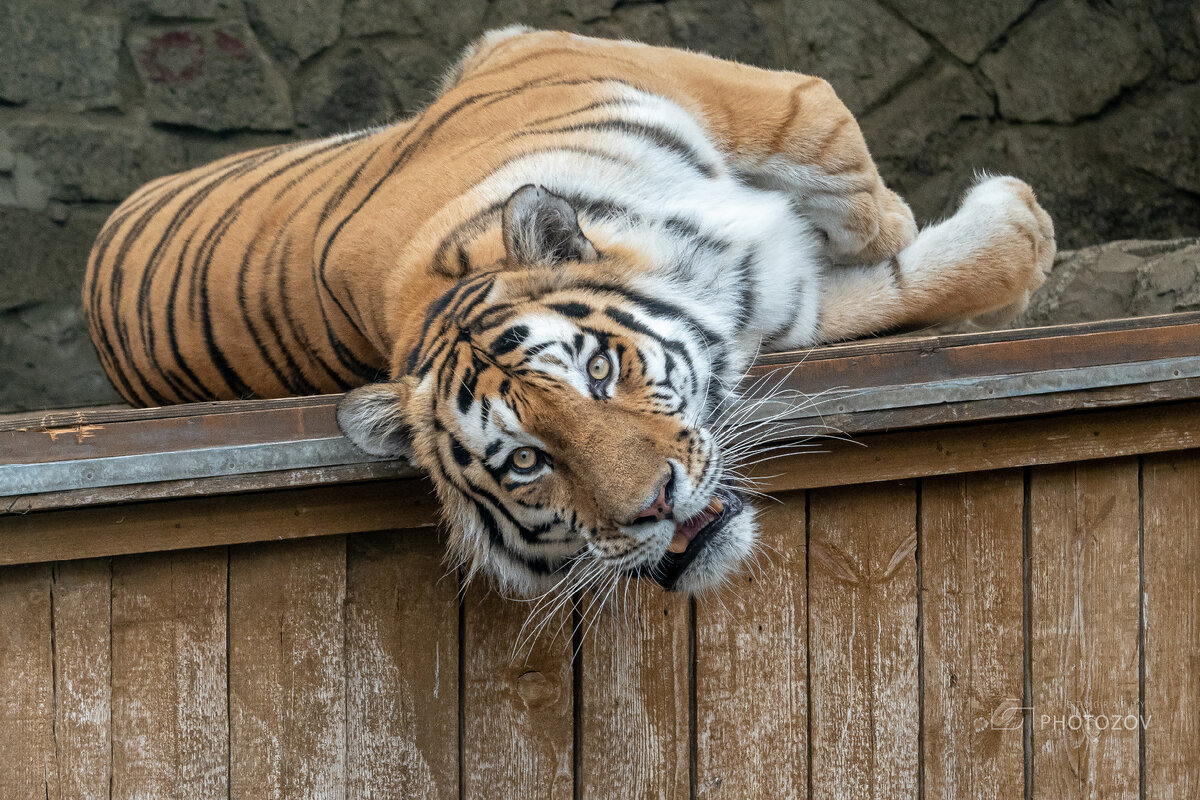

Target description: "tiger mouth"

left=647, top=487, right=745, bottom=591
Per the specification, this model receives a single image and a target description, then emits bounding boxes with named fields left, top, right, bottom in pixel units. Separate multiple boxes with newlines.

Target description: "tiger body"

left=85, top=27, right=1056, bottom=595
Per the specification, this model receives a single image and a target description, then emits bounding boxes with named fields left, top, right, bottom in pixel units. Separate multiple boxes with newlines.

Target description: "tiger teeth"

left=706, top=496, right=724, bottom=515
left=668, top=533, right=689, bottom=554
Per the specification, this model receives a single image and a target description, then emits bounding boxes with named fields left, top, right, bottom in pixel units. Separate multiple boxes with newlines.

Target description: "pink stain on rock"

left=214, top=28, right=250, bottom=62
left=138, top=31, right=205, bottom=85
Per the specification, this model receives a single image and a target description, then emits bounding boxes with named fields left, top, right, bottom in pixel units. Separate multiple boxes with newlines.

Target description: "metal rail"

left=2, top=354, right=1198, bottom=500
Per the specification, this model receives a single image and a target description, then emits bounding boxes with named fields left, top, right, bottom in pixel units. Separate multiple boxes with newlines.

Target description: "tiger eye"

left=588, top=353, right=611, bottom=382
left=511, top=447, right=538, bottom=471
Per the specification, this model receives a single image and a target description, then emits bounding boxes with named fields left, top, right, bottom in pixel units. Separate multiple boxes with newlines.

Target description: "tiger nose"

left=633, top=474, right=674, bottom=522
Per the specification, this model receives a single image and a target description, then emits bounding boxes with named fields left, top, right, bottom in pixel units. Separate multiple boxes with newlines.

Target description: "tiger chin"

left=85, top=27, right=1056, bottom=601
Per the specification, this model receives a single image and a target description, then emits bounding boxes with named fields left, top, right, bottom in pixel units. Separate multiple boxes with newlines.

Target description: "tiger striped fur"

left=85, top=27, right=1056, bottom=596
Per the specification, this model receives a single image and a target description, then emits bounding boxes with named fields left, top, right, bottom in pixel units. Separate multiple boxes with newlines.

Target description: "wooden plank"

left=462, top=584, right=573, bottom=799
left=753, top=401, right=1200, bottom=494
left=1142, top=451, right=1200, bottom=799
left=0, top=564, right=57, bottom=798
left=52, top=559, right=113, bottom=800
left=581, top=582, right=690, bottom=799
left=694, top=491, right=808, bottom=797
left=229, top=536, right=347, bottom=800
left=808, top=481, right=919, bottom=800
left=0, top=393, right=337, bottom=432
left=0, top=478, right=438, bottom=566
left=345, top=531, right=459, bottom=799
left=0, top=402, right=343, bottom=465
left=756, top=311, right=1200, bottom=369
left=111, top=547, right=229, bottom=800
left=1030, top=459, right=1140, bottom=800
left=921, top=471, right=1025, bottom=799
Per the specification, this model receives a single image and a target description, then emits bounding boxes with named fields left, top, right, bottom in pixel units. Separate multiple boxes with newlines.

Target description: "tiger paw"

left=958, top=176, right=1056, bottom=326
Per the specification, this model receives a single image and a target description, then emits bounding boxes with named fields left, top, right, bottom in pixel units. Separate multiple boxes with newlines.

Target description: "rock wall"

left=2, top=0, right=1198, bottom=411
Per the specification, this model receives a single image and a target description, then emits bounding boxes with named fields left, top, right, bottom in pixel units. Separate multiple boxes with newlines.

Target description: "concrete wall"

left=2, top=0, right=1198, bottom=411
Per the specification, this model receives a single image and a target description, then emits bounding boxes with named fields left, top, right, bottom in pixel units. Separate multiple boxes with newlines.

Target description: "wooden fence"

left=2, top=313, right=1198, bottom=799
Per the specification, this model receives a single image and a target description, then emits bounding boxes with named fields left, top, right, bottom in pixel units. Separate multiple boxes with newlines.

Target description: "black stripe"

left=491, top=325, right=529, bottom=356
left=517, top=118, right=717, bottom=177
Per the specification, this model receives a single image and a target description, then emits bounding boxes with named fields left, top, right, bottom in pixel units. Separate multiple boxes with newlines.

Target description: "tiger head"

left=338, top=185, right=759, bottom=598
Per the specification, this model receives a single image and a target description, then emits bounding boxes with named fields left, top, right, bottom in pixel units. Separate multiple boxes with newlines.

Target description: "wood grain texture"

left=1030, top=459, right=1140, bottom=800
left=755, top=402, right=1200, bottom=495
left=920, top=471, right=1025, bottom=800
left=694, top=492, right=808, bottom=798
left=462, top=584, right=573, bottom=799
left=345, top=531, right=459, bottom=799
left=808, top=481, right=920, bottom=800
left=1142, top=451, right=1200, bottom=799
left=0, top=478, right=438, bottom=566
left=111, top=547, right=229, bottom=800
left=580, top=582, right=691, bottom=799
left=229, top=536, right=347, bottom=800
left=0, top=564, right=57, bottom=798
left=52, top=559, right=113, bottom=800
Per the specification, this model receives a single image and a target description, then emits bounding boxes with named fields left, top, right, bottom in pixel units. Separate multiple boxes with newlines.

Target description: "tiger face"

left=338, top=185, right=757, bottom=597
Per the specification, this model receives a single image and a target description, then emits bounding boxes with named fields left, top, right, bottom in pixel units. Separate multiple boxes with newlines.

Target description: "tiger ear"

left=336, top=379, right=415, bottom=459
left=502, top=184, right=598, bottom=266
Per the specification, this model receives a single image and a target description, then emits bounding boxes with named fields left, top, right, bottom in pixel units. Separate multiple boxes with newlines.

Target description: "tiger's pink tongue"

left=668, top=496, right=725, bottom=554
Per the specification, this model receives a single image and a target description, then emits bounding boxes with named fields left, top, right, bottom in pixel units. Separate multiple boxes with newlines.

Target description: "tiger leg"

left=805, top=176, right=1055, bottom=345
left=617, top=47, right=918, bottom=264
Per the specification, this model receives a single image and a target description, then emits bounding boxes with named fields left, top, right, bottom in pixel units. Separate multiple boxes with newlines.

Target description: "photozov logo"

left=989, top=698, right=1026, bottom=731
left=989, top=699, right=1152, bottom=732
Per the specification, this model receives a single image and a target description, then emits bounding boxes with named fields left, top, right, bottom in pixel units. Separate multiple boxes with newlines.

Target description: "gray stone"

left=343, top=0, right=414, bottom=36
left=120, top=0, right=245, bottom=17
left=901, top=125, right=1200, bottom=251
left=1103, top=82, right=1200, bottom=196
left=667, top=0, right=774, bottom=66
left=345, top=0, right=485, bottom=48
left=784, top=0, right=931, bottom=113
left=298, top=46, right=397, bottom=135
left=0, top=302, right=124, bottom=413
left=887, top=0, right=1034, bottom=62
left=1, top=119, right=185, bottom=204
left=0, top=207, right=110, bottom=311
left=979, top=0, right=1161, bottom=123
left=129, top=21, right=293, bottom=131
left=484, top=0, right=580, bottom=33
left=373, top=38, right=457, bottom=115
left=586, top=3, right=673, bottom=47
left=0, top=2, right=121, bottom=111
left=565, top=0, right=615, bottom=24
left=1005, top=238, right=1200, bottom=328
left=861, top=60, right=993, bottom=161
left=246, top=0, right=343, bottom=61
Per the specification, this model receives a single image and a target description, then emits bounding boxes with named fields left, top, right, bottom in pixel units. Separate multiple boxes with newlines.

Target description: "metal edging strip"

left=2, top=355, right=1198, bottom=498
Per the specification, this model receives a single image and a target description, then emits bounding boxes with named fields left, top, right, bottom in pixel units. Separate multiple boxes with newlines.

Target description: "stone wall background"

left=1, top=0, right=1198, bottom=411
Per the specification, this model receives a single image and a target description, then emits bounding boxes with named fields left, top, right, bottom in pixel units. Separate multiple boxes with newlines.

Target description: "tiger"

left=84, top=26, right=1055, bottom=598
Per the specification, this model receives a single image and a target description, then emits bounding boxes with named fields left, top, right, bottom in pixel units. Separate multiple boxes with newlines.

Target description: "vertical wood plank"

left=461, top=585, right=573, bottom=799
left=229, top=536, right=346, bottom=800
left=52, top=559, right=113, bottom=800
left=1142, top=451, right=1200, bottom=799
left=345, top=531, right=458, bottom=800
left=921, top=471, right=1025, bottom=800
left=808, top=481, right=919, bottom=800
left=1031, top=459, right=1140, bottom=800
left=111, top=547, right=229, bottom=800
left=694, top=492, right=808, bottom=797
left=581, top=582, right=690, bottom=799
left=0, top=564, right=57, bottom=798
